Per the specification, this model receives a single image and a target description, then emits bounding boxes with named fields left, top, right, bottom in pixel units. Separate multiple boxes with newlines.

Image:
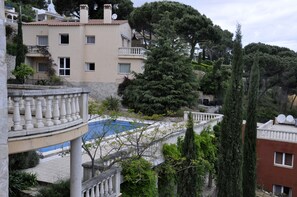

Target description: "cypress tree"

left=15, top=15, right=25, bottom=70
left=242, top=54, right=260, bottom=197
left=177, top=113, right=198, bottom=197
left=217, top=25, right=244, bottom=197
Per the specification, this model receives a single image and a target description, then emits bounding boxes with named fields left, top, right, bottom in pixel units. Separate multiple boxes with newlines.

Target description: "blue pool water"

left=38, top=119, right=145, bottom=153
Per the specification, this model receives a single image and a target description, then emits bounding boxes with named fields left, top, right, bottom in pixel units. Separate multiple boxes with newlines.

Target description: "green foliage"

left=243, top=54, right=260, bottom=197
left=12, top=63, right=35, bottom=84
left=37, top=180, right=70, bottom=197
left=177, top=113, right=198, bottom=197
left=121, top=157, right=157, bottom=197
left=122, top=13, right=199, bottom=115
left=9, top=151, right=40, bottom=170
left=217, top=25, right=244, bottom=197
left=15, top=18, right=25, bottom=70
left=6, top=43, right=17, bottom=56
left=9, top=171, right=37, bottom=197
left=158, top=144, right=181, bottom=197
left=102, top=96, right=120, bottom=112
left=54, top=0, right=133, bottom=19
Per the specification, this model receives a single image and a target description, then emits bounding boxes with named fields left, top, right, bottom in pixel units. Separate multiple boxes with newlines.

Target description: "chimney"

left=80, top=4, right=89, bottom=23
left=103, top=4, right=112, bottom=24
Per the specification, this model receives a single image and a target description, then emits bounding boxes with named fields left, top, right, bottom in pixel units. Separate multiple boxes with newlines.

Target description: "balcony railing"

left=7, top=84, right=89, bottom=138
left=26, top=45, right=49, bottom=56
left=82, top=167, right=121, bottom=197
left=184, top=111, right=223, bottom=122
left=118, top=47, right=147, bottom=59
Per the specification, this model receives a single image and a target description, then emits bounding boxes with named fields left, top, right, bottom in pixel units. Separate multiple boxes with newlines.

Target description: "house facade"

left=23, top=4, right=146, bottom=100
left=257, top=117, right=297, bottom=197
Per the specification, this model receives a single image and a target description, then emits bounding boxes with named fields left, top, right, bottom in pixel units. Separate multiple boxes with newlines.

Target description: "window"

left=59, top=57, right=70, bottom=76
left=273, top=185, right=292, bottom=197
left=60, top=34, right=69, bottom=44
left=85, top=63, right=95, bottom=71
left=37, top=36, right=48, bottom=46
left=119, top=63, right=131, bottom=74
left=86, top=36, right=95, bottom=44
left=274, top=152, right=293, bottom=167
left=38, top=63, right=48, bottom=72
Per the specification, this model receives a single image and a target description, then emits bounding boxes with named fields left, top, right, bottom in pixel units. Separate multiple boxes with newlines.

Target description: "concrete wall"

left=5, top=54, right=15, bottom=79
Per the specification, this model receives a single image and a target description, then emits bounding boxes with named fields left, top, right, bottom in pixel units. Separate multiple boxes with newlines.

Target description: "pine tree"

left=122, top=12, right=199, bottom=115
left=217, top=25, right=244, bottom=197
left=177, top=113, right=198, bottom=197
left=15, top=16, right=25, bottom=71
left=242, top=54, right=260, bottom=197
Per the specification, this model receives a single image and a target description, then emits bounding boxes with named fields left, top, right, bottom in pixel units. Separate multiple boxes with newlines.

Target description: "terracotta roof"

left=23, top=19, right=128, bottom=26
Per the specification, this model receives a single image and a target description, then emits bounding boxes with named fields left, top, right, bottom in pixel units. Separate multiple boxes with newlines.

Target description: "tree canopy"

left=54, top=0, right=133, bottom=19
left=120, top=13, right=199, bottom=115
left=129, top=1, right=232, bottom=60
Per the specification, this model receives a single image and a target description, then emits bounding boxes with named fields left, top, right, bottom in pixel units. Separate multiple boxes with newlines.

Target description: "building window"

left=274, top=152, right=293, bottom=167
left=273, top=185, right=292, bottom=197
left=37, top=36, right=48, bottom=46
left=59, top=57, right=70, bottom=76
left=86, top=36, right=95, bottom=44
left=85, top=63, right=95, bottom=71
left=60, top=34, right=69, bottom=44
left=38, top=63, right=48, bottom=72
left=119, top=63, right=131, bottom=74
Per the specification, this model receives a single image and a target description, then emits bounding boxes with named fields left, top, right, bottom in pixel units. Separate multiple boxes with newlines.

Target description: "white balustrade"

left=257, top=128, right=297, bottom=143
left=118, top=47, right=147, bottom=57
left=184, top=111, right=222, bottom=122
left=82, top=167, right=121, bottom=197
left=7, top=86, right=89, bottom=137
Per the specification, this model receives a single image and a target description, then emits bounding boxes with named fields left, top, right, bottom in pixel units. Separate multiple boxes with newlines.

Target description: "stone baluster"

left=53, top=96, right=61, bottom=125
left=86, top=190, right=90, bottom=197
left=71, top=94, right=77, bottom=120
left=41, top=97, right=46, bottom=116
left=66, top=95, right=73, bottom=122
left=108, top=175, right=113, bottom=194
left=90, top=186, right=95, bottom=197
left=23, top=97, right=34, bottom=129
left=104, top=179, right=109, bottom=196
left=100, top=182, right=104, bottom=196
left=76, top=94, right=81, bottom=119
left=95, top=183, right=100, bottom=197
left=12, top=97, right=22, bottom=131
left=19, top=98, right=25, bottom=111
left=34, top=97, right=44, bottom=128
left=45, top=96, right=54, bottom=126
left=60, top=95, right=67, bottom=123
left=31, top=98, right=36, bottom=111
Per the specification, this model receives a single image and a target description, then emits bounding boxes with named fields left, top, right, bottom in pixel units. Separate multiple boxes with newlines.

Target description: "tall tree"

left=242, top=54, right=260, bottom=197
left=15, top=16, right=25, bottom=71
left=122, top=12, right=199, bottom=115
left=177, top=113, right=198, bottom=197
left=217, top=25, right=244, bottom=197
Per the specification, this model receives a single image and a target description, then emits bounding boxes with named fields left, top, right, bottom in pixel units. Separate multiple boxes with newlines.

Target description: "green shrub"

left=37, top=180, right=70, bottom=197
left=9, top=171, right=37, bottom=197
left=121, top=157, right=157, bottom=197
left=9, top=151, right=40, bottom=170
left=102, top=96, right=120, bottom=111
left=12, top=63, right=35, bottom=84
left=6, top=43, right=17, bottom=56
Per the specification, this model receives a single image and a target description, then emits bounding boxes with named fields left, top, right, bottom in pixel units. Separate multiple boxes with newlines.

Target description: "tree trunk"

left=208, top=172, right=213, bottom=188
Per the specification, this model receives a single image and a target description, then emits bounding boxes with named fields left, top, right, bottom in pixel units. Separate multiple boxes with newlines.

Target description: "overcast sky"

left=132, top=0, right=297, bottom=52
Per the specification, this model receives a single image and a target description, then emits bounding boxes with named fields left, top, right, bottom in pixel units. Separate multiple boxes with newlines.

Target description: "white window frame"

left=59, top=57, right=70, bottom=76
left=37, top=62, right=48, bottom=72
left=274, top=152, right=293, bottom=168
left=273, top=185, right=292, bottom=197
left=60, top=34, right=69, bottom=44
left=86, top=36, right=95, bottom=44
left=37, top=35, right=48, bottom=46
left=85, top=62, right=95, bottom=72
left=118, top=63, right=131, bottom=74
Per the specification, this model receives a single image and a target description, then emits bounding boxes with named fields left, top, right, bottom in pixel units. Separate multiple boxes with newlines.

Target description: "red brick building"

left=257, top=119, right=297, bottom=197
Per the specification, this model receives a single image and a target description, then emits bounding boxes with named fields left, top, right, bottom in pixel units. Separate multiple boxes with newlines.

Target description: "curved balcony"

left=7, top=84, right=89, bottom=154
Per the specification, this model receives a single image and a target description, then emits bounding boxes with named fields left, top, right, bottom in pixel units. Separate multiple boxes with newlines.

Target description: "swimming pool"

left=38, top=119, right=146, bottom=153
